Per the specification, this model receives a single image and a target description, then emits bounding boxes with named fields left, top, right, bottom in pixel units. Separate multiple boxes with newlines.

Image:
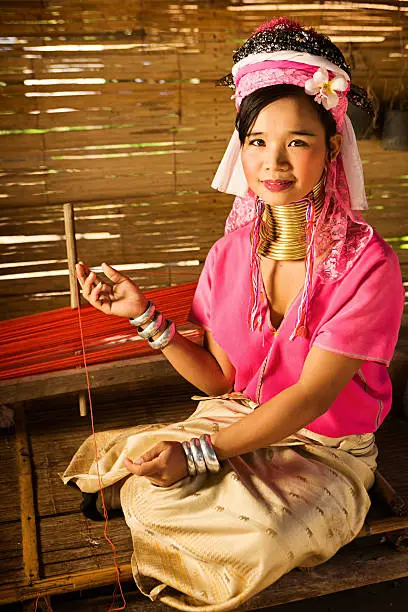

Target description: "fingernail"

left=135, top=458, right=143, bottom=465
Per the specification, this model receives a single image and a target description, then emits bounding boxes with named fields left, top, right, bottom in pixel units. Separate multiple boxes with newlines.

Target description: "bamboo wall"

left=1, top=0, right=407, bottom=320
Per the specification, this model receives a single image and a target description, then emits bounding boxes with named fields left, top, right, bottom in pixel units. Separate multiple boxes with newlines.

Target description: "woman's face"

left=241, top=95, right=341, bottom=206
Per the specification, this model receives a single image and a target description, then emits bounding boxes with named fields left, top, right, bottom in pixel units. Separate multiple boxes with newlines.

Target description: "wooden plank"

left=0, top=187, right=230, bottom=217
left=1, top=536, right=408, bottom=607
left=0, top=431, right=21, bottom=522
left=2, top=389, right=408, bottom=601
left=0, top=520, right=25, bottom=586
left=29, top=384, right=195, bottom=517
left=0, top=352, right=185, bottom=403
left=15, top=402, right=40, bottom=584
left=0, top=259, right=201, bottom=296
left=38, top=512, right=133, bottom=577
left=31, top=53, right=180, bottom=82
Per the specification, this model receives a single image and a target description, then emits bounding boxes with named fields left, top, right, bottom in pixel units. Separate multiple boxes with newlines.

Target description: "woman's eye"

left=248, top=138, right=265, bottom=147
left=289, top=139, right=307, bottom=147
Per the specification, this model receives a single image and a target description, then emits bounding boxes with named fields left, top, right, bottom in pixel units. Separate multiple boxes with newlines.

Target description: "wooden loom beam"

left=0, top=353, right=176, bottom=404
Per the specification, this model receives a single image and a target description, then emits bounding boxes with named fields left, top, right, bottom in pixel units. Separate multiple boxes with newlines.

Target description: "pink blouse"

left=188, top=221, right=405, bottom=437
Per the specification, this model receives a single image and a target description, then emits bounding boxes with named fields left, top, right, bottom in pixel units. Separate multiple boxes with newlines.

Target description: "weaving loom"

left=0, top=282, right=201, bottom=383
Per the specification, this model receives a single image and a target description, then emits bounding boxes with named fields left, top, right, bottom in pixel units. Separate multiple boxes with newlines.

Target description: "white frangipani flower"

left=304, top=67, right=348, bottom=110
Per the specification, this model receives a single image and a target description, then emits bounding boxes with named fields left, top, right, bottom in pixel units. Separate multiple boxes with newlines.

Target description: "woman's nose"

left=263, top=146, right=291, bottom=171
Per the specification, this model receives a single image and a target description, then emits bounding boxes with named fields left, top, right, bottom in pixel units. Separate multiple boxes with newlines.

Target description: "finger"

left=89, top=281, right=112, bottom=305
left=98, top=291, right=113, bottom=306
left=145, top=477, right=165, bottom=487
left=139, top=443, right=165, bottom=464
left=124, top=456, right=161, bottom=476
left=77, top=261, right=91, bottom=276
left=76, top=263, right=87, bottom=286
left=83, top=270, right=97, bottom=296
left=100, top=282, right=113, bottom=297
left=101, top=262, right=128, bottom=284
left=90, top=281, right=104, bottom=303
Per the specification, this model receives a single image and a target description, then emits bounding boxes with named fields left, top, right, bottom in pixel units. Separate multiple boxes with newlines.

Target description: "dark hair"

left=235, top=85, right=337, bottom=150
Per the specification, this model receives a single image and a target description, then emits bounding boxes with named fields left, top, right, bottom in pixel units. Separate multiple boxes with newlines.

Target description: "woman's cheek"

left=241, top=154, right=258, bottom=184
left=296, top=149, right=325, bottom=178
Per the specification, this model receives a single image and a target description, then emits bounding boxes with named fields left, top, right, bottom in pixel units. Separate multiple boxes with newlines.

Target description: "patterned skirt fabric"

left=62, top=395, right=377, bottom=611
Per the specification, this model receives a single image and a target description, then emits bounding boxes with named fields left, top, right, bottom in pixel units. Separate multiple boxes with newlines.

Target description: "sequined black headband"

left=234, top=19, right=351, bottom=76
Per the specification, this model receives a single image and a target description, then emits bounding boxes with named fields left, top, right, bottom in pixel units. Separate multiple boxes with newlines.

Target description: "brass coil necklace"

left=258, top=172, right=326, bottom=261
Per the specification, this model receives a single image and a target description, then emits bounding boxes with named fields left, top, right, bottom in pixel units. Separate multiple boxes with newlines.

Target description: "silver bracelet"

left=148, top=320, right=176, bottom=350
left=137, top=311, right=163, bottom=339
left=199, top=434, right=221, bottom=473
left=181, top=441, right=197, bottom=477
left=129, top=301, right=156, bottom=327
left=190, top=437, right=208, bottom=474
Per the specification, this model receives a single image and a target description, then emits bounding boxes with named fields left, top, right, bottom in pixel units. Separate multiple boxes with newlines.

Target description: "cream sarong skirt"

left=61, top=394, right=377, bottom=611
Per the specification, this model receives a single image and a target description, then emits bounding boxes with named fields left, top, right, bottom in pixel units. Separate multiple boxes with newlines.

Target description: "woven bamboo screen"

left=1, top=0, right=407, bottom=319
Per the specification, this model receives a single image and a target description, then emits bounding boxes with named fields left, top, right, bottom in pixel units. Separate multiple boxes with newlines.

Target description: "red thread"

left=75, top=273, right=126, bottom=611
left=34, top=594, right=53, bottom=611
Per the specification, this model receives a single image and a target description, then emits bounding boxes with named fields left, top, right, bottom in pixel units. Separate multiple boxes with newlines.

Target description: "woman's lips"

left=262, top=180, right=294, bottom=192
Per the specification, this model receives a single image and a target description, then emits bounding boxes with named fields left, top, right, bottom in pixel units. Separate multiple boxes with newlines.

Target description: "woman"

left=63, top=19, right=404, bottom=611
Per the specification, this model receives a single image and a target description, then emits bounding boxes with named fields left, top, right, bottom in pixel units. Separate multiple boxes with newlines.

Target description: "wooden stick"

left=374, top=470, right=408, bottom=517
left=15, top=402, right=40, bottom=585
left=78, top=392, right=88, bottom=417
left=63, top=203, right=79, bottom=310
left=63, top=203, right=88, bottom=417
left=0, top=563, right=133, bottom=605
left=357, top=515, right=408, bottom=538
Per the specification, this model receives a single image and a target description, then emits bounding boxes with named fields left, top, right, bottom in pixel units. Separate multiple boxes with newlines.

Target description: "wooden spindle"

left=63, top=203, right=88, bottom=416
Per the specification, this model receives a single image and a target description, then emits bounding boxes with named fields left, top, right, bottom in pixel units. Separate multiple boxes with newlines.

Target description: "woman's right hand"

left=76, top=261, right=148, bottom=319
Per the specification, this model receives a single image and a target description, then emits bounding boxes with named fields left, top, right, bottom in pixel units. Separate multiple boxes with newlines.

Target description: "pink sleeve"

left=187, top=244, right=217, bottom=332
left=313, top=253, right=404, bottom=366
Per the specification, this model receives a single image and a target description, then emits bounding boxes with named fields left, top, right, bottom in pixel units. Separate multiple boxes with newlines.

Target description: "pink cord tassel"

left=290, top=200, right=316, bottom=340
left=249, top=197, right=265, bottom=332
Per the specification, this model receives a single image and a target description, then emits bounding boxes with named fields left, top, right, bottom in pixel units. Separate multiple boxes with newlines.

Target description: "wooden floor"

left=0, top=375, right=197, bottom=588
left=1, top=364, right=408, bottom=611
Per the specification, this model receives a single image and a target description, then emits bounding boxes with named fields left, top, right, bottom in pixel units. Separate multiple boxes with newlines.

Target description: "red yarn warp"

left=0, top=282, right=200, bottom=381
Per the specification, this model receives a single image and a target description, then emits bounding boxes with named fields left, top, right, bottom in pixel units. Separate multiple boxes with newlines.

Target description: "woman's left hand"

left=124, top=441, right=188, bottom=487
